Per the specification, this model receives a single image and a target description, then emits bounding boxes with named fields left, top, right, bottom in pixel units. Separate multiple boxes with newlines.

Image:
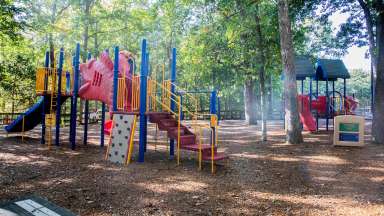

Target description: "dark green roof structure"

left=280, top=56, right=315, bottom=80
left=294, top=56, right=315, bottom=80
left=315, top=59, right=350, bottom=81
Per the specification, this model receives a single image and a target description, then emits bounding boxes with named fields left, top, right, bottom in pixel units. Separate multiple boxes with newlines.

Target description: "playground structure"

left=4, top=39, right=227, bottom=173
left=293, top=57, right=358, bottom=132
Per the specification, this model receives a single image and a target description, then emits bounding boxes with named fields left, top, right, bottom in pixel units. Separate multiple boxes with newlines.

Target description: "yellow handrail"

left=177, top=96, right=181, bottom=165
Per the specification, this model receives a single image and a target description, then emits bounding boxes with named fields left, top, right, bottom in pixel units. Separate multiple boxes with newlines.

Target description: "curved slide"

left=5, top=95, right=69, bottom=133
left=298, top=95, right=317, bottom=132
left=5, top=50, right=133, bottom=134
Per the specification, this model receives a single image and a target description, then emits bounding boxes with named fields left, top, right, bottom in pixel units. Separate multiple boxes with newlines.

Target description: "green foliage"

left=343, top=69, right=371, bottom=106
left=0, top=0, right=26, bottom=40
left=0, top=0, right=370, bottom=114
left=0, top=53, right=36, bottom=112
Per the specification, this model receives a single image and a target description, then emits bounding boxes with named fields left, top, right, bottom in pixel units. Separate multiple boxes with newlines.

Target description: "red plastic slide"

left=297, top=95, right=317, bottom=132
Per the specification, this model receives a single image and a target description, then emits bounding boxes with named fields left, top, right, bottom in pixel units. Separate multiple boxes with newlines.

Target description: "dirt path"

left=0, top=120, right=383, bottom=215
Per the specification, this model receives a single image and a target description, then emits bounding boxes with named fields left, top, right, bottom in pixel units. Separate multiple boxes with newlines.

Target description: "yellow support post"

left=161, top=64, right=165, bottom=112
left=177, top=96, right=181, bottom=165
left=216, top=125, right=219, bottom=147
left=211, top=126, right=215, bottom=174
left=126, top=115, right=138, bottom=165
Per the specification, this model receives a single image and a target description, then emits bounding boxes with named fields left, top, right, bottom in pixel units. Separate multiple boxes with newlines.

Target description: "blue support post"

left=69, top=57, right=75, bottom=144
left=55, top=48, right=64, bottom=146
left=41, top=51, right=50, bottom=145
left=217, top=96, right=221, bottom=125
left=326, top=79, right=329, bottom=131
left=309, top=78, right=312, bottom=112
left=101, top=49, right=109, bottom=147
left=147, top=52, right=150, bottom=78
left=169, top=48, right=176, bottom=158
left=301, top=80, right=304, bottom=111
left=69, top=94, right=73, bottom=142
left=332, top=80, right=335, bottom=116
left=144, top=52, right=149, bottom=152
left=210, top=90, right=217, bottom=115
left=139, top=39, right=148, bottom=162
left=70, top=43, right=80, bottom=150
left=144, top=52, right=150, bottom=152
left=343, top=78, right=346, bottom=98
left=113, top=46, right=119, bottom=112
left=180, top=95, right=184, bottom=120
left=83, top=52, right=91, bottom=145
left=100, top=103, right=105, bottom=147
left=316, top=78, right=319, bottom=131
left=210, top=90, right=217, bottom=147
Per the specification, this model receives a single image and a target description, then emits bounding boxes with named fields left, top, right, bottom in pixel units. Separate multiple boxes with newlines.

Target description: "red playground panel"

left=297, top=94, right=358, bottom=132
left=104, top=120, right=113, bottom=136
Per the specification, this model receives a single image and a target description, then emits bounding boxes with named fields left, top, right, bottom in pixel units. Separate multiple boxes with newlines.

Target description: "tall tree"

left=277, top=0, right=303, bottom=144
left=79, top=0, right=95, bottom=124
left=244, top=79, right=258, bottom=125
left=325, top=0, right=384, bottom=143
left=255, top=4, right=267, bottom=140
left=373, top=1, right=384, bottom=143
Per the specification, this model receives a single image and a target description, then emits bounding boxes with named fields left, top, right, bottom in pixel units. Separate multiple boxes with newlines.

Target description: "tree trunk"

left=244, top=78, right=258, bottom=125
left=255, top=5, right=267, bottom=141
left=49, top=35, right=55, bottom=68
left=49, top=0, right=56, bottom=68
left=94, top=21, right=99, bottom=57
left=277, top=0, right=303, bottom=144
left=79, top=0, right=92, bottom=124
left=83, top=0, right=92, bottom=61
left=357, top=0, right=377, bottom=112
left=372, top=2, right=384, bottom=143
left=267, top=74, right=273, bottom=118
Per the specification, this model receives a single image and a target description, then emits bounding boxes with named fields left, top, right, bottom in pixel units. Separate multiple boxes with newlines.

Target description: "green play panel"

left=339, top=123, right=359, bottom=132
left=0, top=195, right=76, bottom=216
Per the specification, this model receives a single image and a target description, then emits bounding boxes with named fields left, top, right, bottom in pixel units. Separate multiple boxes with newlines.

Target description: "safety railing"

left=132, top=75, right=140, bottom=111
left=117, top=77, right=127, bottom=111
left=115, top=72, right=221, bottom=172
left=195, top=114, right=218, bottom=173
left=148, top=79, right=220, bottom=172
left=146, top=79, right=183, bottom=164
left=36, top=67, right=73, bottom=95
left=116, top=75, right=140, bottom=112
left=170, top=83, right=221, bottom=173
left=330, top=96, right=344, bottom=115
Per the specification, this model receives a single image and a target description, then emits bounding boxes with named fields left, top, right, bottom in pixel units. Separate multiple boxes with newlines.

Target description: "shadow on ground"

left=0, top=120, right=383, bottom=215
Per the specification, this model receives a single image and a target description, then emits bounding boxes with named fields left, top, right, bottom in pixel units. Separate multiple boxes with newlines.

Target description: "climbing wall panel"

left=108, top=114, right=135, bottom=164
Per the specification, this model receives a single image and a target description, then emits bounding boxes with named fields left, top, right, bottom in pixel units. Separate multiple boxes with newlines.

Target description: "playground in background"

left=292, top=57, right=359, bottom=132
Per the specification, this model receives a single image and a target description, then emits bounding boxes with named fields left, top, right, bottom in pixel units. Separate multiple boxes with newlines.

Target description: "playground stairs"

left=148, top=112, right=227, bottom=161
